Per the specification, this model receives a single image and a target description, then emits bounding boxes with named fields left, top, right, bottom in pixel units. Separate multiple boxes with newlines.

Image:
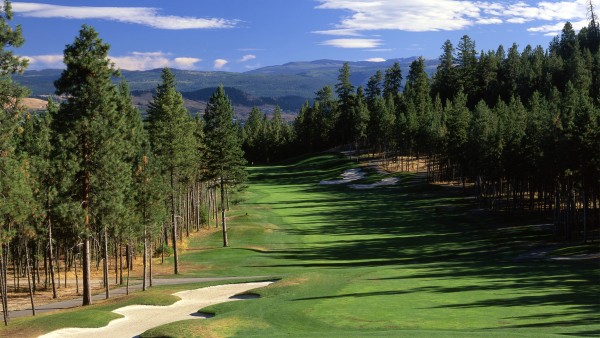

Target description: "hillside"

left=14, top=58, right=438, bottom=115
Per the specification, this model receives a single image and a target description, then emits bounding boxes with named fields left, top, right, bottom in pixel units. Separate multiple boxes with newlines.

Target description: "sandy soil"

left=39, top=281, right=274, bottom=338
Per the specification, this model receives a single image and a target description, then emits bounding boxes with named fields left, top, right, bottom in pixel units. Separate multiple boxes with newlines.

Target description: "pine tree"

left=146, top=68, right=195, bottom=274
left=349, top=86, right=369, bottom=150
left=432, top=40, right=457, bottom=104
left=52, top=25, right=121, bottom=306
left=335, top=63, right=355, bottom=145
left=383, top=62, right=402, bottom=100
left=203, top=86, right=246, bottom=247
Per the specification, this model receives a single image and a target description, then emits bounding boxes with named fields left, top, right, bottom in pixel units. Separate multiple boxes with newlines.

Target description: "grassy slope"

left=145, top=154, right=599, bottom=337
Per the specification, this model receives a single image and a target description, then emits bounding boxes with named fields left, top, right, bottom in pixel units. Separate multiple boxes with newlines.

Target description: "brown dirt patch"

left=20, top=98, right=48, bottom=111
left=270, top=277, right=308, bottom=288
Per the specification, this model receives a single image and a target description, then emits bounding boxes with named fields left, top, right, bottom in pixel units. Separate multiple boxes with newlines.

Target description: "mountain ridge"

left=15, top=57, right=439, bottom=116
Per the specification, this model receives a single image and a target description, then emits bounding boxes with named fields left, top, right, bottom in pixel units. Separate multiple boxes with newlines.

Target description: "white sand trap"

left=319, top=168, right=365, bottom=185
left=350, top=177, right=399, bottom=189
left=39, top=281, right=273, bottom=338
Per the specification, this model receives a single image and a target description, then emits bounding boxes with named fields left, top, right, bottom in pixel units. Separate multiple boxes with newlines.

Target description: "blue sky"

left=11, top=0, right=596, bottom=72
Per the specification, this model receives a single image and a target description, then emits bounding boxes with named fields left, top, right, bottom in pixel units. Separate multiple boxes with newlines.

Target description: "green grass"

left=8, top=154, right=600, bottom=337
left=549, top=244, right=600, bottom=257
left=147, top=154, right=599, bottom=337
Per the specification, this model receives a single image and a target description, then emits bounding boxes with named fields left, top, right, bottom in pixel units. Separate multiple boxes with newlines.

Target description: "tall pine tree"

left=203, top=85, right=246, bottom=247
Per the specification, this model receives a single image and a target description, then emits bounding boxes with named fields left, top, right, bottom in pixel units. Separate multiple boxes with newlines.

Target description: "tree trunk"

left=142, top=216, right=147, bottom=292
left=103, top=226, right=109, bottom=299
left=114, top=243, right=118, bottom=285
left=221, top=175, right=228, bottom=247
left=25, top=245, right=35, bottom=316
left=149, top=240, right=153, bottom=288
left=119, top=241, right=123, bottom=285
left=75, top=253, right=79, bottom=295
left=170, top=170, right=179, bottom=274
left=82, top=235, right=91, bottom=305
left=82, top=142, right=92, bottom=305
left=47, top=214, right=57, bottom=299
left=126, top=244, right=131, bottom=295
left=0, top=246, right=9, bottom=325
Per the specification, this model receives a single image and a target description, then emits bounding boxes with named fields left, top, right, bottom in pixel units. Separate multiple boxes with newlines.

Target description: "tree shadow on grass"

left=249, top=157, right=600, bottom=331
left=293, top=290, right=412, bottom=301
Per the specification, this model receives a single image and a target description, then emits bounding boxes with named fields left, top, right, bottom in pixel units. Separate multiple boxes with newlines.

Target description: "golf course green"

left=4, top=154, right=599, bottom=337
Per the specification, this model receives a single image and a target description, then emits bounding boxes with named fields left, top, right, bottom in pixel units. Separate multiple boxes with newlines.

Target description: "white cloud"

left=239, top=54, right=256, bottom=62
left=312, top=29, right=362, bottom=36
left=365, top=58, right=386, bottom=62
left=25, top=52, right=202, bottom=70
left=315, top=0, right=592, bottom=36
left=214, top=59, right=228, bottom=70
left=527, top=19, right=589, bottom=36
left=12, top=2, right=238, bottom=30
left=24, top=54, right=64, bottom=69
left=477, top=18, right=503, bottom=25
left=110, top=52, right=202, bottom=70
left=321, top=38, right=382, bottom=48
left=173, top=57, right=203, bottom=69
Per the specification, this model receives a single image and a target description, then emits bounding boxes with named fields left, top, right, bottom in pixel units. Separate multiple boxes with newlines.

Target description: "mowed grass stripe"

left=151, top=154, right=599, bottom=337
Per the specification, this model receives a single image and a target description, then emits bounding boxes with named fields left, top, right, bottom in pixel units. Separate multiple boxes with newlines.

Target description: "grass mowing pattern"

left=146, top=154, right=599, bottom=337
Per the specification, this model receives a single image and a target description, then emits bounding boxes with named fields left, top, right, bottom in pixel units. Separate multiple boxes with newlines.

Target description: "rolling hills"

left=14, top=57, right=438, bottom=118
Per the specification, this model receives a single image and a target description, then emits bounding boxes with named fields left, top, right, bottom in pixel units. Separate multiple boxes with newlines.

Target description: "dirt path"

left=39, top=281, right=274, bottom=338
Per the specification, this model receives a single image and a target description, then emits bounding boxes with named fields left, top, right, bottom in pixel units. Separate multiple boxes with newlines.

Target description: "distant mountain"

left=14, top=57, right=439, bottom=116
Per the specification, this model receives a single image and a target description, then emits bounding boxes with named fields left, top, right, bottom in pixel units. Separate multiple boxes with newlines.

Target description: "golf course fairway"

left=5, top=154, right=599, bottom=337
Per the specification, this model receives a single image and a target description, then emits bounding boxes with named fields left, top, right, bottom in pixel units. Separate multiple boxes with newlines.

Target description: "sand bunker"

left=39, top=281, right=273, bottom=338
left=319, top=168, right=365, bottom=185
left=319, top=168, right=398, bottom=189
left=350, top=177, right=399, bottom=189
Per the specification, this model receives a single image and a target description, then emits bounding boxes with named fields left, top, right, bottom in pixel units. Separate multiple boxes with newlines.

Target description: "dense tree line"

left=282, top=19, right=599, bottom=241
left=0, top=13, right=245, bottom=322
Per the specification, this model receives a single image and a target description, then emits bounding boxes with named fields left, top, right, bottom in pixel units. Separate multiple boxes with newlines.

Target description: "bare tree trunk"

left=170, top=170, right=179, bottom=275
left=142, top=215, right=147, bottom=292
left=25, top=245, right=35, bottom=316
left=0, top=246, right=9, bottom=325
left=114, top=243, right=118, bottom=285
left=221, top=175, right=228, bottom=247
left=47, top=215, right=57, bottom=299
left=149, top=239, right=153, bottom=288
left=82, top=148, right=92, bottom=305
left=75, top=253, right=79, bottom=295
left=126, top=243, right=131, bottom=295
left=103, top=226, right=109, bottom=299
left=119, top=240, right=123, bottom=285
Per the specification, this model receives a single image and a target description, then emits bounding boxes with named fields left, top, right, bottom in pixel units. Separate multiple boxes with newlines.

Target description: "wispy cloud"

left=315, top=0, right=591, bottom=38
left=12, top=2, right=239, bottom=30
left=24, top=54, right=64, bottom=69
left=527, top=19, right=589, bottom=36
left=25, top=52, right=203, bottom=70
left=238, top=54, right=256, bottom=62
left=110, top=52, right=202, bottom=70
left=214, top=59, right=228, bottom=70
left=365, top=58, right=386, bottom=62
left=321, top=38, right=382, bottom=48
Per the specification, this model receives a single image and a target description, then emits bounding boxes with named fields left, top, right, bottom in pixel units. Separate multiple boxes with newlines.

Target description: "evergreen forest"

left=0, top=0, right=598, bottom=332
